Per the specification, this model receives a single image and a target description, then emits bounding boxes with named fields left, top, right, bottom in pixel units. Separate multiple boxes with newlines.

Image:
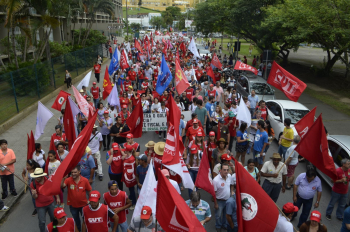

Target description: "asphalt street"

left=1, top=64, right=350, bottom=231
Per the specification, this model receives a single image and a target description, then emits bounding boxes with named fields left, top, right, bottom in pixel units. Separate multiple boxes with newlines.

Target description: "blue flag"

left=156, top=54, right=173, bottom=95
left=108, top=48, right=119, bottom=75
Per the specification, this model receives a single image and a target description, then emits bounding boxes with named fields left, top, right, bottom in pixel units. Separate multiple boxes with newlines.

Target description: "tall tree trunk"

left=0, top=58, right=5, bottom=69
left=34, top=28, right=51, bottom=63
left=11, top=27, right=19, bottom=69
left=324, top=50, right=342, bottom=75
left=278, top=49, right=290, bottom=65
left=7, top=31, right=12, bottom=64
left=72, top=21, right=76, bottom=47
left=23, top=36, right=28, bottom=62
left=82, top=19, right=94, bottom=47
left=77, top=20, right=83, bottom=45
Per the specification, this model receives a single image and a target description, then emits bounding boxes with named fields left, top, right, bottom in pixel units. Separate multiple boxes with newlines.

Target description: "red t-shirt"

left=30, top=178, right=54, bottom=207
left=103, top=190, right=128, bottom=223
left=130, top=94, right=140, bottom=107
left=128, top=71, right=136, bottom=81
left=141, top=82, right=149, bottom=90
left=186, top=126, right=205, bottom=142
left=208, top=89, right=217, bottom=98
left=118, top=111, right=131, bottom=124
left=94, top=65, right=101, bottom=74
left=332, top=167, right=350, bottom=194
left=108, top=151, right=123, bottom=174
left=256, top=106, right=268, bottom=120
left=119, top=97, right=130, bottom=109
left=159, top=95, right=169, bottom=104
left=109, top=47, right=112, bottom=53
left=122, top=155, right=137, bottom=188
left=64, top=176, right=92, bottom=208
left=185, top=89, right=193, bottom=101
left=185, top=119, right=203, bottom=131
left=46, top=218, right=75, bottom=232
left=205, top=141, right=217, bottom=164
left=138, top=70, right=144, bottom=80
left=123, top=81, right=132, bottom=91
left=224, top=117, right=239, bottom=137
left=83, top=204, right=109, bottom=232
left=90, top=86, right=100, bottom=99
left=153, top=68, right=159, bottom=77
left=214, top=73, right=221, bottom=82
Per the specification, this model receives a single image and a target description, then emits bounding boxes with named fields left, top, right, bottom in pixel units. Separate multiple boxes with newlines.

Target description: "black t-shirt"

left=110, top=124, right=129, bottom=144
left=180, top=97, right=190, bottom=111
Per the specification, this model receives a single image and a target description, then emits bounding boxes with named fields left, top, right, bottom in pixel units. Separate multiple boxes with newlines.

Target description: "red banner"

left=175, top=59, right=190, bottom=95
left=63, top=97, right=76, bottom=150
left=120, top=49, right=130, bottom=70
left=51, top=90, right=70, bottom=111
left=120, top=99, right=144, bottom=138
left=27, top=131, right=35, bottom=161
left=211, top=53, right=222, bottom=70
left=207, top=65, right=216, bottom=84
left=294, top=107, right=316, bottom=138
left=234, top=60, right=258, bottom=75
left=102, top=66, right=113, bottom=100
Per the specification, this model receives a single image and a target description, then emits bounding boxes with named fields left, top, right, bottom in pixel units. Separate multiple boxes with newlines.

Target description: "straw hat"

left=216, top=138, right=228, bottom=146
left=154, top=142, right=165, bottom=156
left=270, top=153, right=282, bottom=159
left=30, top=168, right=47, bottom=178
left=145, top=141, right=155, bottom=148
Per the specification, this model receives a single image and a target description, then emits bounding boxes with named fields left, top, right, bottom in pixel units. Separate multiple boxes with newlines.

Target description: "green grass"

left=304, top=88, right=350, bottom=117
left=123, top=7, right=161, bottom=18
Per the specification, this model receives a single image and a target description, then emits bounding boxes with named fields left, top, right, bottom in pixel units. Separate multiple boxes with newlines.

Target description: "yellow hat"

left=154, top=142, right=165, bottom=156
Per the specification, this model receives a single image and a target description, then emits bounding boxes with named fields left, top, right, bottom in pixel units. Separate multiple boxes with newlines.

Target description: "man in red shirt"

left=128, top=68, right=137, bottom=88
left=51, top=125, right=68, bottom=148
left=118, top=105, right=131, bottom=124
left=90, top=82, right=100, bottom=108
left=152, top=76, right=157, bottom=90
left=224, top=111, right=239, bottom=152
left=137, top=67, right=144, bottom=89
left=141, top=77, right=149, bottom=90
left=185, top=113, right=203, bottom=131
left=109, top=46, right=113, bottom=59
left=214, top=69, right=221, bottom=83
left=82, top=191, right=118, bottom=232
left=103, top=180, right=131, bottom=230
left=93, top=62, right=101, bottom=83
left=185, top=119, right=204, bottom=147
left=123, top=77, right=132, bottom=92
left=159, top=91, right=169, bottom=105
left=123, top=133, right=140, bottom=157
left=61, top=165, right=92, bottom=232
left=206, top=84, right=218, bottom=102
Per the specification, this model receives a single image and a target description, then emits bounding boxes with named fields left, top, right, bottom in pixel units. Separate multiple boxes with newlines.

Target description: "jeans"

left=37, top=202, right=54, bottom=232
left=262, top=179, right=282, bottom=203
left=0, top=198, right=4, bottom=209
left=110, top=221, right=128, bottom=232
left=69, top=205, right=83, bottom=232
left=92, top=151, right=103, bottom=176
left=29, top=186, right=36, bottom=209
left=249, top=108, right=255, bottom=117
left=215, top=199, right=227, bottom=229
left=129, top=186, right=136, bottom=205
left=246, top=135, right=254, bottom=154
left=227, top=227, right=239, bottom=232
left=326, top=191, right=348, bottom=219
left=109, top=173, right=123, bottom=191
left=102, top=134, right=111, bottom=149
left=278, top=145, right=289, bottom=161
left=228, top=136, right=235, bottom=152
left=0, top=174, right=16, bottom=196
left=138, top=79, right=143, bottom=89
left=188, top=169, right=198, bottom=196
left=93, top=98, right=99, bottom=109
left=292, top=193, right=314, bottom=227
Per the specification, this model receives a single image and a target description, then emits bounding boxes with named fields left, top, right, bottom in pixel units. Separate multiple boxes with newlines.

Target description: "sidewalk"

left=0, top=59, right=110, bottom=221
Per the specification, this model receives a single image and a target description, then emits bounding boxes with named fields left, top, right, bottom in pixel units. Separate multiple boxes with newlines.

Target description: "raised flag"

left=236, top=96, right=251, bottom=127
left=156, top=168, right=206, bottom=232
left=34, top=101, right=54, bottom=140
left=134, top=39, right=142, bottom=52
left=51, top=90, right=70, bottom=111
left=72, top=85, right=93, bottom=118
left=108, top=48, right=120, bottom=75
left=295, top=115, right=337, bottom=180
left=68, top=96, right=81, bottom=124
left=175, top=59, right=190, bottom=95
left=267, top=61, right=307, bottom=102
left=188, top=37, right=200, bottom=58
left=234, top=60, right=258, bottom=75
left=107, top=84, right=121, bottom=111
left=102, top=66, right=113, bottom=100
left=63, top=97, right=76, bottom=150
left=120, top=99, right=143, bottom=138
left=156, top=54, right=173, bottom=95
left=295, top=107, right=316, bottom=138
left=207, top=65, right=216, bottom=84
left=77, top=71, right=91, bottom=90
left=27, top=131, right=35, bottom=161
left=41, top=111, right=98, bottom=196
left=162, top=43, right=167, bottom=55
left=132, top=161, right=157, bottom=219
left=195, top=143, right=215, bottom=199
left=120, top=49, right=130, bottom=70
left=211, top=53, right=222, bottom=70
left=235, top=160, right=279, bottom=232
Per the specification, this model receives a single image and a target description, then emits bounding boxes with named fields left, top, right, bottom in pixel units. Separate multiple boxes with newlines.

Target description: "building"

left=122, top=0, right=196, bottom=11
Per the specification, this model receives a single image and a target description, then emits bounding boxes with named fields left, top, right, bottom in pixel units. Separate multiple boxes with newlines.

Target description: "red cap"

left=145, top=77, right=149, bottom=80
left=140, top=206, right=152, bottom=219
left=104, top=110, right=109, bottom=114
left=93, top=82, right=96, bottom=85
left=125, top=144, right=133, bottom=152
left=221, top=154, right=231, bottom=161
left=210, top=84, right=214, bottom=87
left=161, top=169, right=170, bottom=177
left=89, top=190, right=101, bottom=202
left=193, top=119, right=198, bottom=124
left=282, top=202, right=299, bottom=214
left=122, top=105, right=128, bottom=109
left=54, top=208, right=67, bottom=219
left=197, top=131, right=203, bottom=137
left=190, top=145, right=198, bottom=154
left=112, top=143, right=119, bottom=151
left=310, top=210, right=321, bottom=223
left=209, top=131, right=215, bottom=136
left=126, top=77, right=129, bottom=80
left=126, top=133, right=133, bottom=139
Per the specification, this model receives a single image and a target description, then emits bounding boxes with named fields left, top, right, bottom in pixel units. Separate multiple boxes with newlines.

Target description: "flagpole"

left=275, top=203, right=298, bottom=232
left=0, top=164, right=32, bottom=190
left=276, top=151, right=295, bottom=175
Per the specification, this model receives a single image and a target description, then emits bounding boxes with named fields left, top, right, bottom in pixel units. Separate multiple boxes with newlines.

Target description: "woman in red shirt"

left=119, top=92, right=130, bottom=109
left=46, top=208, right=78, bottom=232
left=255, top=100, right=268, bottom=120
left=205, top=131, right=217, bottom=167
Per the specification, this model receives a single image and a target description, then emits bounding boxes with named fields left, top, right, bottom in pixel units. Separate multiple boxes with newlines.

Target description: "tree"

left=161, top=10, right=173, bottom=27
left=165, top=6, right=181, bottom=20
left=150, top=16, right=165, bottom=30
left=130, top=22, right=141, bottom=32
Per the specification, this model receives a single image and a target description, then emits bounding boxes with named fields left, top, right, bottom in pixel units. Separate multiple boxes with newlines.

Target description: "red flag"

left=162, top=38, right=166, bottom=44
left=235, top=159, right=279, bottom=232
left=295, top=107, right=316, bottom=139
left=40, top=111, right=98, bottom=196
left=216, top=122, right=221, bottom=141
left=207, top=65, right=216, bottom=84
left=162, top=43, right=168, bottom=54
left=156, top=169, right=206, bottom=232
left=102, top=66, right=113, bottom=100
left=27, top=131, right=35, bottom=161
left=234, top=60, right=258, bottom=75
left=295, top=114, right=337, bottom=180
left=175, top=59, right=190, bottom=95
left=180, top=42, right=187, bottom=58
left=176, top=48, right=180, bottom=60
left=195, top=143, right=216, bottom=199
left=120, top=99, right=144, bottom=138
left=51, top=90, right=70, bottom=111
left=134, top=39, right=142, bottom=51
left=120, top=49, right=130, bottom=70
left=211, top=53, right=222, bottom=70
left=267, top=61, right=307, bottom=102
left=49, top=135, right=57, bottom=153
left=63, top=97, right=76, bottom=150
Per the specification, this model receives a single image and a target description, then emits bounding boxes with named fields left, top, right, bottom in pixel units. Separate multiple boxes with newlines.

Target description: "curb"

left=0, top=186, right=25, bottom=223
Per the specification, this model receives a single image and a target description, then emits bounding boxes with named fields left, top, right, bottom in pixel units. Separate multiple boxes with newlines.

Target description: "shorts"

left=253, top=150, right=264, bottom=165
left=235, top=143, right=248, bottom=153
left=287, top=164, right=297, bottom=177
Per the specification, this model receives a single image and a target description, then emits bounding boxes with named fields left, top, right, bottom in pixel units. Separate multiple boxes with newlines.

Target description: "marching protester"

left=185, top=191, right=211, bottom=227
left=88, top=124, right=104, bottom=181
left=128, top=206, right=163, bottom=232
left=22, top=159, right=40, bottom=216
left=274, top=202, right=298, bottom=232
left=299, top=210, right=328, bottom=232
left=46, top=207, right=78, bottom=232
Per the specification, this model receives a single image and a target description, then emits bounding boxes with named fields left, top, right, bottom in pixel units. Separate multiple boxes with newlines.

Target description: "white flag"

left=68, top=96, right=81, bottom=124
left=34, top=101, right=54, bottom=140
left=191, top=65, right=195, bottom=77
left=236, top=96, right=251, bottom=127
left=132, top=160, right=157, bottom=219
left=107, top=84, right=121, bottom=111
left=188, top=38, right=200, bottom=58
left=77, top=71, right=92, bottom=90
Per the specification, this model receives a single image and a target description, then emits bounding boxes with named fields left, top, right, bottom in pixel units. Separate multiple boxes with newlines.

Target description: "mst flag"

left=195, top=144, right=215, bottom=199
left=267, top=61, right=307, bottom=102
left=295, top=107, right=316, bottom=138
left=63, top=97, right=76, bottom=150
left=27, top=131, right=35, bottom=161
left=120, top=99, right=143, bottom=138
left=175, top=59, right=190, bottom=95
left=156, top=54, right=173, bottom=95
left=102, top=66, right=113, bottom=100
left=35, top=101, right=54, bottom=140
left=156, top=169, right=206, bottom=232
left=108, top=48, right=120, bottom=75
left=51, top=90, right=70, bottom=111
left=211, top=53, right=222, bottom=70
left=72, top=85, right=94, bottom=118
left=235, top=160, right=279, bottom=232
left=234, top=60, right=258, bottom=75
left=40, top=111, right=98, bottom=196
left=295, top=114, right=337, bottom=180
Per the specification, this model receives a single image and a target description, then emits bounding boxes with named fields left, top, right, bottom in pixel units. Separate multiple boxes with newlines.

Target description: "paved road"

left=1, top=65, right=350, bottom=231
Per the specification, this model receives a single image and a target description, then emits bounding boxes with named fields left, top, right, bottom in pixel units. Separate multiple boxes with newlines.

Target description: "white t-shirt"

left=189, top=104, right=197, bottom=113
left=141, top=100, right=149, bottom=112
left=48, top=160, right=61, bottom=176
left=151, top=103, right=161, bottom=112
left=169, top=179, right=181, bottom=194
left=176, top=102, right=185, bottom=112
left=58, top=150, right=69, bottom=162
left=213, top=173, right=233, bottom=200
left=286, top=144, right=299, bottom=165
left=273, top=214, right=294, bottom=232
left=88, top=132, right=103, bottom=154
left=261, top=161, right=287, bottom=184
left=32, top=150, right=45, bottom=167
left=157, top=107, right=169, bottom=113
left=109, top=108, right=119, bottom=124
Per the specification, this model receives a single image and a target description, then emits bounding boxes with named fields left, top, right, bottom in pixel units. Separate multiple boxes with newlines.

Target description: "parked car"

left=265, top=100, right=310, bottom=140
left=236, top=73, right=275, bottom=101
left=198, top=49, right=212, bottom=58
